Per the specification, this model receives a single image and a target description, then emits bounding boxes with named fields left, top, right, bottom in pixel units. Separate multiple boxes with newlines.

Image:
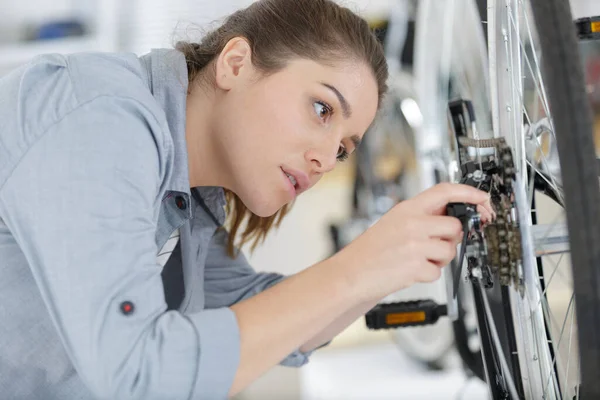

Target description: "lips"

left=281, top=166, right=310, bottom=196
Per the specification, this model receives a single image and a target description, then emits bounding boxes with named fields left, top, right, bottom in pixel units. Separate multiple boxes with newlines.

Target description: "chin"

left=230, top=172, right=288, bottom=218
left=236, top=191, right=283, bottom=218
left=246, top=200, right=281, bottom=218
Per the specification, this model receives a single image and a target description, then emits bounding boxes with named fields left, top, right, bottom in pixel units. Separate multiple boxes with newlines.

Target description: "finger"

left=477, top=204, right=493, bottom=223
left=479, top=197, right=496, bottom=221
left=447, top=234, right=464, bottom=247
left=413, top=183, right=491, bottom=215
left=416, top=261, right=443, bottom=283
left=421, top=238, right=457, bottom=267
left=419, top=215, right=464, bottom=241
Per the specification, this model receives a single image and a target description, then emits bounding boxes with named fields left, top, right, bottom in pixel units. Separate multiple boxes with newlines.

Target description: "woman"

left=0, top=0, right=492, bottom=399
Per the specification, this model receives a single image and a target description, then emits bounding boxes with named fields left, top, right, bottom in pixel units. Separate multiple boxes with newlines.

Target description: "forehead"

left=283, top=58, right=376, bottom=95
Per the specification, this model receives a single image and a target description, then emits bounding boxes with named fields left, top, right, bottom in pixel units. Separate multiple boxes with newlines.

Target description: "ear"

left=214, top=37, right=253, bottom=91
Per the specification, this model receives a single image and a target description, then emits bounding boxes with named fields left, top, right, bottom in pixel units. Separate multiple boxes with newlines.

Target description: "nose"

left=305, top=145, right=338, bottom=175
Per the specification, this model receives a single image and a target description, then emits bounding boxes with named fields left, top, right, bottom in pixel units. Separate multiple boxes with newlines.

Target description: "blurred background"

left=1, top=0, right=599, bottom=399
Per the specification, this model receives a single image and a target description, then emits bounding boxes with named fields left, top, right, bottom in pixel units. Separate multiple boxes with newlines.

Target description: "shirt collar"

left=139, top=48, right=227, bottom=225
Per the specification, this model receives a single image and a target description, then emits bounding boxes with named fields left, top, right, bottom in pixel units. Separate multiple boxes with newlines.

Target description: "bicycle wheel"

left=413, top=0, right=600, bottom=398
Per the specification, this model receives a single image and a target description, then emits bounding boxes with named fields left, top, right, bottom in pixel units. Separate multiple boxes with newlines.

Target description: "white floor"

left=237, top=339, right=490, bottom=400
left=300, top=341, right=489, bottom=400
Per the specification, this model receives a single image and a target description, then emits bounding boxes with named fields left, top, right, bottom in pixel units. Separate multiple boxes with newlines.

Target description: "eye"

left=336, top=145, right=349, bottom=162
left=313, top=101, right=333, bottom=121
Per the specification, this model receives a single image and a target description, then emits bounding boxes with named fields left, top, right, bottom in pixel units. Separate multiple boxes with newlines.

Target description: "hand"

left=338, top=183, right=494, bottom=302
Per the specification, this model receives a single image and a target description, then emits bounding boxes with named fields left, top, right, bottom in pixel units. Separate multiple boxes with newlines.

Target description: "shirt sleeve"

left=0, top=97, right=239, bottom=400
left=203, top=225, right=326, bottom=368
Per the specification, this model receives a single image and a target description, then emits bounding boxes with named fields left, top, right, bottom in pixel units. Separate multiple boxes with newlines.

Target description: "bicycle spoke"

left=529, top=304, right=556, bottom=396
left=480, top=282, right=521, bottom=399
left=564, top=299, right=576, bottom=397
left=532, top=282, right=563, bottom=386
left=527, top=141, right=564, bottom=204
left=504, top=5, right=525, bottom=174
left=546, top=256, right=571, bottom=286
left=526, top=159, right=563, bottom=204
left=509, top=54, right=564, bottom=204
left=531, top=309, right=560, bottom=398
left=521, top=107, right=564, bottom=205
left=506, top=6, right=565, bottom=208
left=539, top=253, right=565, bottom=300
left=537, top=276, right=565, bottom=342
left=517, top=5, right=554, bottom=133
left=527, top=162, right=536, bottom=206
left=535, top=221, right=571, bottom=286
left=509, top=15, right=550, bottom=124
left=526, top=269, right=568, bottom=398
left=542, top=292, right=575, bottom=398
left=508, top=3, right=563, bottom=195
left=512, top=301, right=537, bottom=400
left=544, top=290, right=576, bottom=397
left=533, top=210, right=563, bottom=249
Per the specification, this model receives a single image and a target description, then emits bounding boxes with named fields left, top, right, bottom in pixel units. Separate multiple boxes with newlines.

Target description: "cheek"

left=255, top=86, right=307, bottom=148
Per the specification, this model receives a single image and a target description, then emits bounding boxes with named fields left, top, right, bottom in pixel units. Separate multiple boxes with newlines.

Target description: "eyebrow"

left=320, top=83, right=352, bottom=119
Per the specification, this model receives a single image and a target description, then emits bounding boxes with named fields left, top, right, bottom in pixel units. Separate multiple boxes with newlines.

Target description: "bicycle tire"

left=529, top=0, right=600, bottom=396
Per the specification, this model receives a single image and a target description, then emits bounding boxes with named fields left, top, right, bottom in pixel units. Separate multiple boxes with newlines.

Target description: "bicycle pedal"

left=576, top=16, right=600, bottom=40
left=365, top=300, right=448, bottom=330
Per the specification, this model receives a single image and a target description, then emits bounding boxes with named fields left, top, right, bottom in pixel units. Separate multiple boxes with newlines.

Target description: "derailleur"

left=447, top=202, right=493, bottom=297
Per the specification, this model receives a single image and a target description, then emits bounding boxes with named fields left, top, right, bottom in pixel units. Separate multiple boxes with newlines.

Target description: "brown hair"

left=176, top=0, right=388, bottom=258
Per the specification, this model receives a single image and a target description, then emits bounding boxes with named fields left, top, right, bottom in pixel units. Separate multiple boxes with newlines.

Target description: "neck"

left=185, top=84, right=231, bottom=189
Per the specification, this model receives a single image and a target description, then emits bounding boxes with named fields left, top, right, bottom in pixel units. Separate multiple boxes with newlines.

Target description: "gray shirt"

left=0, top=48, right=313, bottom=400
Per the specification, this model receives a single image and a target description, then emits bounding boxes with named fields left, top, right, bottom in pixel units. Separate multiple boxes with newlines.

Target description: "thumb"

left=414, top=183, right=490, bottom=215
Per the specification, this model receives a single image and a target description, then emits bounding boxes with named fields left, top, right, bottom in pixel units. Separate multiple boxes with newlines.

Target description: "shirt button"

left=120, top=301, right=135, bottom=315
left=175, top=196, right=187, bottom=210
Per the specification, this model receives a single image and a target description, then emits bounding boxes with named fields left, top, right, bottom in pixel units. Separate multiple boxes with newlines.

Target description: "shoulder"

left=0, top=52, right=173, bottom=190
left=27, top=51, right=172, bottom=139
left=0, top=51, right=167, bottom=133
left=64, top=52, right=156, bottom=107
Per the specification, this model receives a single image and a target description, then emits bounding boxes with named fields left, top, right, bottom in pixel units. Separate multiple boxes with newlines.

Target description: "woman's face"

left=210, top=39, right=379, bottom=217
